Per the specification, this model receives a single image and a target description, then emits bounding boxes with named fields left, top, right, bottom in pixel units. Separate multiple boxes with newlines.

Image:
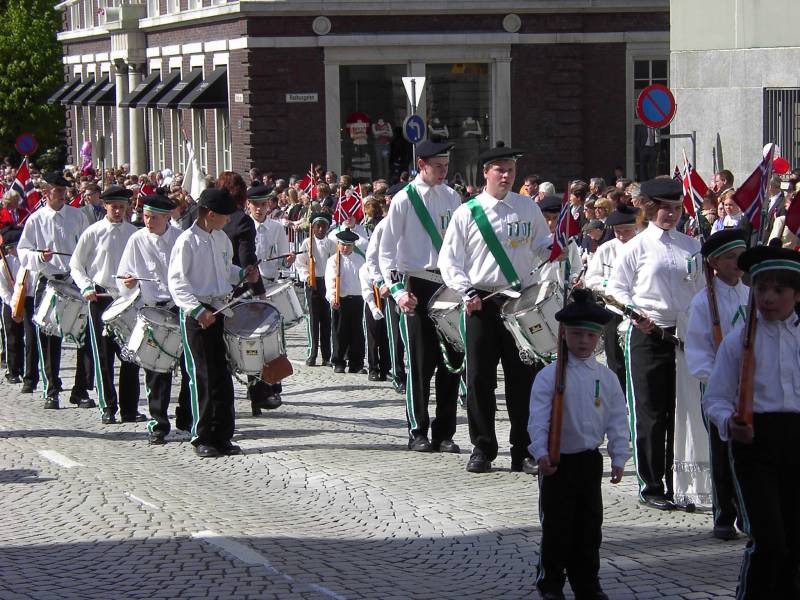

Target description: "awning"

left=156, top=69, right=203, bottom=109
left=178, top=67, right=228, bottom=110
left=47, top=77, right=80, bottom=105
left=86, top=76, right=116, bottom=107
left=61, top=76, right=95, bottom=106
left=137, top=71, right=181, bottom=109
left=119, top=71, right=161, bottom=109
left=72, top=76, right=105, bottom=106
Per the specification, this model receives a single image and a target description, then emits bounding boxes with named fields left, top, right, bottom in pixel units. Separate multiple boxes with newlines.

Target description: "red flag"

left=681, top=159, right=709, bottom=218
left=11, top=158, right=43, bottom=213
left=68, top=192, right=84, bottom=208
left=334, top=184, right=364, bottom=225
left=298, top=164, right=317, bottom=199
left=784, top=196, right=800, bottom=239
left=548, top=185, right=580, bottom=262
left=733, top=144, right=775, bottom=232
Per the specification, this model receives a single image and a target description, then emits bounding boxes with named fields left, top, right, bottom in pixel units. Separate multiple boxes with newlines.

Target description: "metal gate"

left=763, top=88, right=800, bottom=169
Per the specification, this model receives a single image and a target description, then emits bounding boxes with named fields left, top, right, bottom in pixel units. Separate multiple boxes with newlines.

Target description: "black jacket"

left=223, top=209, right=266, bottom=296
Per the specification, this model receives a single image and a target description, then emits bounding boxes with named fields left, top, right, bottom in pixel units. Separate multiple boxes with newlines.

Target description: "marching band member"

left=359, top=262, right=390, bottom=381
left=378, top=139, right=463, bottom=453
left=439, top=142, right=550, bottom=473
left=325, top=229, right=366, bottom=374
left=529, top=290, right=629, bottom=600
left=703, top=244, right=800, bottom=599
left=245, top=185, right=295, bottom=415
left=70, top=185, right=141, bottom=424
left=295, top=212, right=336, bottom=367
left=17, top=171, right=90, bottom=408
left=117, top=192, right=190, bottom=444
left=685, top=229, right=749, bottom=540
left=606, top=178, right=704, bottom=509
left=168, top=188, right=260, bottom=458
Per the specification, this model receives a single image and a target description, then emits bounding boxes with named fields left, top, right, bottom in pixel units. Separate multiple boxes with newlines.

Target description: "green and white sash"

left=465, top=198, right=521, bottom=291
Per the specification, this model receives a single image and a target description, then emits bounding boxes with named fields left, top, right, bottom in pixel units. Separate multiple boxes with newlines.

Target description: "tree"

left=0, top=0, right=63, bottom=160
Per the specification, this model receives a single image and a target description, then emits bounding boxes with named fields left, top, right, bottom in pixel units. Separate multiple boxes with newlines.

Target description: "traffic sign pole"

left=411, top=78, right=417, bottom=168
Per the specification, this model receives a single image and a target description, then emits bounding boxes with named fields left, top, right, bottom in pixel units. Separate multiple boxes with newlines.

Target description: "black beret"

left=538, top=195, right=563, bottom=214
left=605, top=204, right=639, bottom=226
left=477, top=141, right=524, bottom=166
left=583, top=219, right=605, bottom=232
left=640, top=178, right=683, bottom=203
left=738, top=244, right=800, bottom=278
left=415, top=138, right=454, bottom=159
left=1, top=228, right=22, bottom=248
left=310, top=212, right=332, bottom=226
left=101, top=185, right=133, bottom=202
left=197, top=188, right=236, bottom=215
left=386, top=182, right=407, bottom=197
left=555, top=289, right=614, bottom=331
left=246, top=185, right=273, bottom=202
left=335, top=228, right=360, bottom=244
left=43, top=171, right=71, bottom=187
left=701, top=229, right=748, bottom=258
left=141, top=193, right=176, bottom=214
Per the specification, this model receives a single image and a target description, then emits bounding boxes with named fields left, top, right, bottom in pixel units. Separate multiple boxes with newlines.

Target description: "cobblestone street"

left=0, top=326, right=745, bottom=600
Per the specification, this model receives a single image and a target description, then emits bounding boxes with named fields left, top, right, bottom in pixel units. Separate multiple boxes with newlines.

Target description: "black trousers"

left=145, top=352, right=190, bottom=437
left=247, top=376, right=282, bottom=405
left=731, top=413, right=800, bottom=600
left=384, top=295, right=406, bottom=387
left=398, top=277, right=461, bottom=443
left=2, top=298, right=38, bottom=386
left=332, top=295, right=365, bottom=369
left=86, top=291, right=140, bottom=417
left=180, top=308, right=235, bottom=447
left=603, top=314, right=625, bottom=391
left=304, top=278, right=331, bottom=362
left=365, top=303, right=390, bottom=376
left=707, top=419, right=739, bottom=528
left=465, top=295, right=537, bottom=463
left=627, top=326, right=676, bottom=499
left=537, top=450, right=605, bottom=598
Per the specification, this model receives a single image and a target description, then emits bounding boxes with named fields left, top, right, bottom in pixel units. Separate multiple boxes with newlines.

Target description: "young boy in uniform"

left=703, top=243, right=800, bottom=599
left=324, top=229, right=366, bottom=374
left=529, top=289, right=630, bottom=600
left=359, top=262, right=390, bottom=381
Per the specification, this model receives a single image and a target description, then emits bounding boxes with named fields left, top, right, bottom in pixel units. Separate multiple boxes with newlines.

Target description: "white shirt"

left=606, top=222, right=704, bottom=327
left=534, top=239, right=582, bottom=285
left=17, top=203, right=89, bottom=279
left=324, top=251, right=365, bottom=303
left=168, top=224, right=242, bottom=316
left=359, top=263, right=382, bottom=317
left=438, top=190, right=550, bottom=296
left=528, top=354, right=631, bottom=469
left=295, top=234, right=337, bottom=280
left=703, top=312, right=800, bottom=440
left=685, top=278, right=749, bottom=384
left=0, top=253, right=35, bottom=304
left=252, top=216, right=289, bottom=281
left=70, top=218, right=137, bottom=296
left=585, top=238, right=623, bottom=292
left=379, top=175, right=461, bottom=284
left=365, top=219, right=386, bottom=284
left=116, top=225, right=182, bottom=305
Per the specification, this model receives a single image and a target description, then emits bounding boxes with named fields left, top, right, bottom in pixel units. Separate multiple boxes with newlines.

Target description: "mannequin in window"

left=372, top=118, right=393, bottom=179
left=462, top=116, right=482, bottom=187
left=429, top=118, right=449, bottom=139
left=636, top=125, right=660, bottom=181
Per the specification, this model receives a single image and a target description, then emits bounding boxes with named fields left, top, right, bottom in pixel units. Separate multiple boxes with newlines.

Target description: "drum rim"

left=224, top=300, right=282, bottom=336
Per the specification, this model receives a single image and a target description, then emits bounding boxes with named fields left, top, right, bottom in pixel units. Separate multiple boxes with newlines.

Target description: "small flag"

left=11, top=158, right=43, bottom=213
left=548, top=185, right=580, bottom=262
left=681, top=155, right=709, bottom=218
left=733, top=143, right=775, bottom=232
left=298, top=164, right=317, bottom=199
left=334, top=184, right=364, bottom=225
left=784, top=196, right=800, bottom=239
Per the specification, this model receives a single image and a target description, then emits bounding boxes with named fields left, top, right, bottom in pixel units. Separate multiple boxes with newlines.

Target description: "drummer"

left=438, top=142, right=550, bottom=473
left=70, top=185, right=142, bottom=424
left=168, top=188, right=260, bottom=458
left=17, top=171, right=90, bottom=409
left=117, top=192, right=190, bottom=444
left=245, top=185, right=295, bottom=415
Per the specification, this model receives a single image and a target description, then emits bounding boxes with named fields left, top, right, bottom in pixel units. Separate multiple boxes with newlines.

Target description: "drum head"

left=502, top=282, right=554, bottom=315
left=428, top=285, right=462, bottom=312
left=139, top=306, right=178, bottom=327
left=102, top=294, right=138, bottom=322
left=264, top=281, right=292, bottom=298
left=49, top=280, right=83, bottom=300
left=225, top=301, right=281, bottom=337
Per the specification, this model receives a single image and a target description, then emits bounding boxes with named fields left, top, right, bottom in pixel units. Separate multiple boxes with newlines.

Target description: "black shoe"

left=194, top=444, right=221, bottom=458
left=466, top=453, right=492, bottom=473
left=511, top=457, right=538, bottom=475
left=368, top=371, right=381, bottom=381
left=408, top=436, right=432, bottom=452
left=320, top=359, right=330, bottom=367
left=5, top=374, right=21, bottom=384
left=43, top=397, right=59, bottom=410
left=216, top=442, right=243, bottom=456
left=432, top=439, right=461, bottom=454
left=263, top=394, right=282, bottom=409
left=21, top=383, right=35, bottom=394
left=251, top=406, right=263, bottom=417
left=333, top=365, right=345, bottom=374
left=639, top=496, right=676, bottom=511
left=377, top=373, right=388, bottom=381
left=101, top=412, right=117, bottom=424
left=393, top=380, right=406, bottom=395
left=175, top=419, right=192, bottom=432
left=121, top=413, right=148, bottom=423
left=305, top=357, right=317, bottom=366
left=348, top=366, right=367, bottom=374
left=78, top=398, right=97, bottom=409
left=148, top=433, right=166, bottom=446
left=68, top=394, right=88, bottom=406
left=712, top=525, right=739, bottom=541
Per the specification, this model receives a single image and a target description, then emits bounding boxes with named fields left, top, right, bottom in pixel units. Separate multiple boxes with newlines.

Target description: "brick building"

left=52, top=0, right=669, bottom=185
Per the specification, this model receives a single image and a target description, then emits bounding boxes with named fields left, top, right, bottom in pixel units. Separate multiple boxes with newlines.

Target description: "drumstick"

left=211, top=290, right=254, bottom=316
left=482, top=286, right=521, bottom=301
left=115, top=275, right=160, bottom=283
left=33, top=249, right=72, bottom=257
left=263, top=250, right=305, bottom=262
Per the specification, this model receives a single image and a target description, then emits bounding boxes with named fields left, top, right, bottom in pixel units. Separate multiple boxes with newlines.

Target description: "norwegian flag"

left=11, top=158, right=43, bottom=213
left=334, top=184, right=364, bottom=225
left=672, top=165, right=682, bottom=183
left=548, top=185, right=580, bottom=262
left=680, top=156, right=709, bottom=218
left=297, top=164, right=318, bottom=199
left=733, top=143, right=776, bottom=232
left=783, top=195, right=800, bottom=240
left=68, top=191, right=84, bottom=208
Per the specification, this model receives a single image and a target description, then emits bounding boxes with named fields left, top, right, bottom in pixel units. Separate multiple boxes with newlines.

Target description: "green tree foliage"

left=0, top=0, right=63, bottom=158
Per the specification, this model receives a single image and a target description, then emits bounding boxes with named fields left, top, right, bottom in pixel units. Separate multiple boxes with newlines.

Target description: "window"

left=632, top=58, right=669, bottom=181
left=70, top=3, right=81, bottom=30
left=170, top=110, right=186, bottom=173
left=193, top=110, right=208, bottom=174
left=187, top=0, right=202, bottom=9
left=215, top=109, right=232, bottom=172
left=74, top=107, right=84, bottom=165
left=764, top=88, right=800, bottom=170
left=150, top=109, right=166, bottom=171
left=100, top=106, right=114, bottom=168
left=167, top=0, right=180, bottom=14
left=147, top=0, right=159, bottom=18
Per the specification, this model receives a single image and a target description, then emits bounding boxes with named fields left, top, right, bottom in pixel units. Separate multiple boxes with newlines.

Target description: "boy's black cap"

left=335, top=228, right=360, bottom=244
left=478, top=141, right=524, bottom=166
left=101, top=185, right=133, bottom=203
left=538, top=195, right=563, bottom=214
left=605, top=204, right=639, bottom=226
left=640, top=178, right=683, bottom=203
left=555, top=289, right=614, bottom=332
left=197, top=188, right=236, bottom=215
left=701, top=229, right=748, bottom=259
left=738, top=244, right=800, bottom=278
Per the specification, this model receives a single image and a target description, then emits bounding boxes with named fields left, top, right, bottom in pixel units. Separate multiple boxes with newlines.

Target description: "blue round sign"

left=15, top=133, right=38, bottom=156
left=403, top=115, right=426, bottom=144
left=636, top=84, right=676, bottom=129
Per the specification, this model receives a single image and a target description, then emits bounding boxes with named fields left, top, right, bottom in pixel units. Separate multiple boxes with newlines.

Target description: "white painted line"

left=37, top=450, right=84, bottom=469
left=289, top=358, right=307, bottom=367
left=125, top=492, right=160, bottom=510
left=192, top=530, right=347, bottom=600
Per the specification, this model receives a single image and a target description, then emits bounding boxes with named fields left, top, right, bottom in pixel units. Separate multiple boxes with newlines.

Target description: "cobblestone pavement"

left=0, top=325, right=745, bottom=600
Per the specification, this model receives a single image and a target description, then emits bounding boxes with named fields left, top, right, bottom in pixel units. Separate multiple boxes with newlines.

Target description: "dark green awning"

left=137, top=71, right=181, bottom=109
left=156, top=69, right=203, bottom=109
left=119, top=71, right=161, bottom=109
left=178, top=67, right=228, bottom=110
left=47, top=77, right=80, bottom=105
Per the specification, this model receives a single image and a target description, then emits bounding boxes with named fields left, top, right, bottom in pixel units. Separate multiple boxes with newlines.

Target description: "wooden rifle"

left=11, top=268, right=28, bottom=322
left=307, top=234, right=316, bottom=289
left=704, top=258, right=723, bottom=350
left=596, top=292, right=685, bottom=350
left=735, top=288, right=757, bottom=427
left=548, top=323, right=567, bottom=466
left=334, top=248, right=341, bottom=306
left=0, top=245, right=14, bottom=290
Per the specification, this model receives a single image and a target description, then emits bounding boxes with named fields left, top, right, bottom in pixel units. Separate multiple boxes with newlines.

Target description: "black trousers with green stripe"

left=332, top=295, right=364, bottom=369
left=304, top=278, right=331, bottom=362
left=146, top=305, right=191, bottom=436
left=180, top=308, right=235, bottom=447
left=365, top=304, right=390, bottom=376
left=2, top=298, right=38, bottom=386
left=384, top=296, right=406, bottom=388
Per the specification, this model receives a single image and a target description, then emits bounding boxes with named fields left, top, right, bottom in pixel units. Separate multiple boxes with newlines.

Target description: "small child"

left=529, top=289, right=630, bottom=600
left=703, top=243, right=800, bottom=599
left=359, top=262, right=390, bottom=381
left=324, top=229, right=366, bottom=374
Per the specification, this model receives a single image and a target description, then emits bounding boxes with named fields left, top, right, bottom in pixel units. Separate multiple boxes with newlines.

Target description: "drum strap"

left=405, top=184, right=443, bottom=253
left=465, top=199, right=521, bottom=291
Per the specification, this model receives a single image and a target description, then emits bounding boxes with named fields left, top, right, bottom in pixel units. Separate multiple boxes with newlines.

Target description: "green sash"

left=405, top=184, right=443, bottom=253
left=465, top=198, right=521, bottom=291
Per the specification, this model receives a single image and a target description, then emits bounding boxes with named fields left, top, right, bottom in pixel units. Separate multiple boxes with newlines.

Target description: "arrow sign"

left=403, top=115, right=426, bottom=144
left=636, top=83, right=676, bottom=129
left=402, top=77, right=425, bottom=109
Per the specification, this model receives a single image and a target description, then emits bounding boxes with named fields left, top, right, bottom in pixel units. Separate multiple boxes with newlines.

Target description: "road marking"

left=289, top=358, right=307, bottom=367
left=37, top=450, right=83, bottom=469
left=125, top=492, right=160, bottom=510
left=192, top=530, right=347, bottom=600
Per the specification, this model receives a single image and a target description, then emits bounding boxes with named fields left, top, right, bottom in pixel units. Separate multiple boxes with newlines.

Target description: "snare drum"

left=427, top=286, right=465, bottom=353
left=263, top=280, right=304, bottom=327
left=34, top=280, right=88, bottom=341
left=101, top=292, right=141, bottom=349
left=127, top=307, right=183, bottom=373
left=224, top=301, right=284, bottom=375
left=500, top=282, right=564, bottom=363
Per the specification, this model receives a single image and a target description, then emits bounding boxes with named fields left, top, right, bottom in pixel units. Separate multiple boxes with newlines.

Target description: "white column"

left=493, top=56, right=512, bottom=146
left=128, top=67, right=146, bottom=175
left=115, top=63, right=130, bottom=167
left=324, top=60, right=341, bottom=175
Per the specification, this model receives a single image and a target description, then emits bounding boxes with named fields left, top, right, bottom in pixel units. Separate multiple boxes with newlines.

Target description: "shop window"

left=170, top=110, right=186, bottom=172
left=193, top=110, right=208, bottom=174
left=215, top=109, right=232, bottom=172
left=633, top=58, right=669, bottom=181
left=150, top=109, right=166, bottom=171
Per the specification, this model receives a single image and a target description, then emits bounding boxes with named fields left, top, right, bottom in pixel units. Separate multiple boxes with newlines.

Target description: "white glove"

left=371, top=306, right=384, bottom=320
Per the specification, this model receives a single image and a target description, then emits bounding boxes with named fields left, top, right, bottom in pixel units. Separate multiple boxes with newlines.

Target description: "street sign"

left=636, top=83, right=676, bottom=129
left=401, top=77, right=425, bottom=109
left=403, top=115, right=426, bottom=144
left=15, top=133, right=38, bottom=156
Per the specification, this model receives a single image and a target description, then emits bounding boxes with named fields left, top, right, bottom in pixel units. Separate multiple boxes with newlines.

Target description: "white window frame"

left=187, top=0, right=202, bottom=10
left=147, top=0, right=159, bottom=18
left=150, top=109, right=166, bottom=172
left=70, top=3, right=81, bottom=30
left=193, top=110, right=208, bottom=174
left=215, top=108, right=232, bottom=172
left=167, top=0, right=180, bottom=14
left=170, top=110, right=186, bottom=173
